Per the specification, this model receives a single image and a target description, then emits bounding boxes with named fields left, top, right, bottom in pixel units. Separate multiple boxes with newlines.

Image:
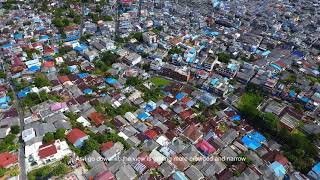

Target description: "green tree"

left=80, top=139, right=99, bottom=156
left=217, top=52, right=231, bottom=63
left=54, top=128, right=66, bottom=140
left=62, top=19, right=70, bottom=26
left=73, top=15, right=81, bottom=24
left=131, top=32, right=143, bottom=42
left=11, top=126, right=20, bottom=134
left=52, top=18, right=64, bottom=28
left=43, top=132, right=55, bottom=143
left=0, top=71, right=6, bottom=79
left=103, top=15, right=113, bottom=21
left=34, top=74, right=51, bottom=88
left=51, top=163, right=68, bottom=176
left=100, top=51, right=119, bottom=66
left=126, top=77, right=142, bottom=86
left=168, top=47, right=183, bottom=55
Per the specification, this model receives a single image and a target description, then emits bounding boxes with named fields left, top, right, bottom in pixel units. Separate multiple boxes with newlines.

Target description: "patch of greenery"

left=0, top=133, right=18, bottom=153
left=149, top=77, right=171, bottom=87
left=217, top=52, right=231, bottom=63
left=168, top=47, right=183, bottom=55
left=238, top=91, right=317, bottom=173
left=11, top=126, right=20, bottom=135
left=34, top=73, right=52, bottom=88
left=43, top=132, right=54, bottom=143
left=91, top=132, right=131, bottom=150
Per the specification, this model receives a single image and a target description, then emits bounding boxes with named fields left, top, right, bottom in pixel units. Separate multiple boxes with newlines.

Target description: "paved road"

left=8, top=81, right=26, bottom=180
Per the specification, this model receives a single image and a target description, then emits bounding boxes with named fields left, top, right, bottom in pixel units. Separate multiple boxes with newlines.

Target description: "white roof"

left=117, top=132, right=129, bottom=140
left=124, top=112, right=137, bottom=122
left=76, top=116, right=91, bottom=127
left=22, top=128, right=36, bottom=142
left=156, top=135, right=169, bottom=146
left=25, top=141, right=42, bottom=157
left=149, top=149, right=166, bottom=165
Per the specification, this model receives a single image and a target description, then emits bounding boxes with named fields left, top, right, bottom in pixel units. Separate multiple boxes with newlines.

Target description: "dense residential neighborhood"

left=0, top=0, right=319, bottom=179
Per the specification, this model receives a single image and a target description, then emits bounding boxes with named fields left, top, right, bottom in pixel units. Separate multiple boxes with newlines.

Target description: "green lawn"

left=149, top=77, right=171, bottom=87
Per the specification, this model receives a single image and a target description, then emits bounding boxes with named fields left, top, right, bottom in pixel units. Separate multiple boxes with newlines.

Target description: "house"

left=37, top=140, right=72, bottom=165
left=237, top=167, right=260, bottom=180
left=241, top=131, right=266, bottom=150
left=199, top=93, right=217, bottom=106
left=269, top=161, right=286, bottom=177
left=116, top=164, right=137, bottom=180
left=149, top=149, right=166, bottom=165
left=198, top=160, right=226, bottom=177
left=0, top=152, right=18, bottom=168
left=185, top=166, right=204, bottom=180
left=66, top=128, right=89, bottom=148
left=22, top=128, right=36, bottom=142
left=159, top=162, right=175, bottom=178
left=308, top=162, right=320, bottom=180
left=196, top=140, right=216, bottom=155
left=279, top=113, right=299, bottom=131
left=101, top=142, right=124, bottom=161
left=84, top=50, right=99, bottom=61
left=143, top=31, right=158, bottom=45
left=123, top=52, right=142, bottom=66
left=76, top=116, right=91, bottom=127
left=0, top=127, right=11, bottom=139
left=85, top=150, right=109, bottom=179
left=183, top=124, right=203, bottom=143
left=50, top=102, right=68, bottom=113
left=171, top=155, right=190, bottom=171
left=88, top=112, right=106, bottom=126
left=221, top=128, right=238, bottom=145
left=172, top=171, right=188, bottom=180
left=94, top=170, right=115, bottom=180
left=161, top=64, right=191, bottom=81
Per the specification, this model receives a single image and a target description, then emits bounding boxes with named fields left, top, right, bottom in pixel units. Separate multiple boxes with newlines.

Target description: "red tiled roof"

left=179, top=109, right=194, bottom=120
left=275, top=154, right=288, bottom=166
left=43, top=61, right=55, bottom=68
left=181, top=96, right=191, bottom=104
left=138, top=152, right=159, bottom=169
left=100, top=142, right=113, bottom=152
left=38, top=143, right=57, bottom=159
left=0, top=152, right=18, bottom=168
left=163, top=96, right=176, bottom=104
left=88, top=112, right=105, bottom=126
left=44, top=47, right=55, bottom=55
left=95, top=170, right=115, bottom=180
left=58, top=75, right=70, bottom=83
left=67, top=128, right=87, bottom=144
left=196, top=140, right=216, bottom=154
left=274, top=60, right=286, bottom=68
left=144, top=129, right=158, bottom=139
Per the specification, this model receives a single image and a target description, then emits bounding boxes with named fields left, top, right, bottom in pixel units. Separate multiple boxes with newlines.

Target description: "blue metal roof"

left=231, top=115, right=241, bottom=121
left=269, top=161, right=286, bottom=177
left=176, top=92, right=186, bottom=100
left=312, top=162, right=320, bottom=175
left=105, top=77, right=117, bottom=85
left=77, top=73, right=89, bottom=79
left=137, top=112, right=150, bottom=121
left=28, top=66, right=40, bottom=72
left=241, top=132, right=266, bottom=150
left=83, top=88, right=93, bottom=94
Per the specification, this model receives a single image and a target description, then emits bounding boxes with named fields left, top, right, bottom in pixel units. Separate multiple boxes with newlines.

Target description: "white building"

left=124, top=53, right=142, bottom=66
left=26, top=140, right=72, bottom=172
left=22, top=128, right=36, bottom=142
